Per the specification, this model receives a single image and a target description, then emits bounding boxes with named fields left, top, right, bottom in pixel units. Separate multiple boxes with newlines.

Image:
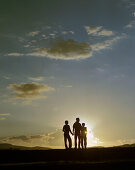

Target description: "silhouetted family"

left=63, top=118, right=87, bottom=149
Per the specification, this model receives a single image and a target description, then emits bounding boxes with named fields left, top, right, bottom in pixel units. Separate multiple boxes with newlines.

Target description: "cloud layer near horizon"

left=0, top=129, right=64, bottom=148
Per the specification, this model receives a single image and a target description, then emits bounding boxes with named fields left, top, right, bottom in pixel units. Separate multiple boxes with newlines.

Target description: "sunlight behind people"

left=85, top=124, right=100, bottom=147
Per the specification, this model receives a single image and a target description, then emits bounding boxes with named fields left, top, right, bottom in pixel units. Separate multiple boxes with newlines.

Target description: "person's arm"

left=80, top=124, right=82, bottom=132
left=85, top=127, right=87, bottom=134
left=63, top=125, right=65, bottom=132
left=69, top=126, right=74, bottom=135
left=73, top=123, right=75, bottom=133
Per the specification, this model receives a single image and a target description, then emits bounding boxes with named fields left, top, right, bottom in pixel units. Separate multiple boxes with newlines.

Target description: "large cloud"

left=8, top=83, right=54, bottom=100
left=29, top=38, right=92, bottom=60
left=7, top=39, right=92, bottom=60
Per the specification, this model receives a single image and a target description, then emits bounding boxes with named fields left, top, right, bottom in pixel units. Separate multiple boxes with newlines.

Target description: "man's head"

left=76, top=117, right=80, bottom=123
left=82, top=123, right=85, bottom=127
left=65, top=120, right=68, bottom=125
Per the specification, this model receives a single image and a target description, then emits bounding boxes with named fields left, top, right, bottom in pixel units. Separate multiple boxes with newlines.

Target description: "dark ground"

left=1, top=147, right=135, bottom=169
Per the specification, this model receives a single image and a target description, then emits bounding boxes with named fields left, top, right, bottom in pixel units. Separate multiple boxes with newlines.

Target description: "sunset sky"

left=0, top=0, right=135, bottom=148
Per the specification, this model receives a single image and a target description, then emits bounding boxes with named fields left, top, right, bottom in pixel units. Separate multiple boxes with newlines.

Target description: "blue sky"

left=0, top=0, right=135, bottom=147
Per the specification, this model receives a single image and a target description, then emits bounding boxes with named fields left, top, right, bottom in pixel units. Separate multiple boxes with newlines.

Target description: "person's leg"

left=84, top=135, right=87, bottom=149
left=81, top=136, right=84, bottom=149
left=78, top=134, right=81, bottom=149
left=64, top=135, right=68, bottom=149
left=75, top=134, right=77, bottom=149
left=68, top=135, right=72, bottom=148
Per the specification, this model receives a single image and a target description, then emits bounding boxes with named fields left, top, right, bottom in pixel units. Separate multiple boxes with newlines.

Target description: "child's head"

left=76, top=117, right=80, bottom=123
left=65, top=120, right=68, bottom=125
left=82, top=123, right=85, bottom=127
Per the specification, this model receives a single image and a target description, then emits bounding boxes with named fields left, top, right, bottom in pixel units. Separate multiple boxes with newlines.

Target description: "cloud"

left=122, top=0, right=135, bottom=8
left=85, top=26, right=102, bottom=35
left=0, top=128, right=101, bottom=148
left=24, top=44, right=30, bottom=48
left=8, top=82, right=54, bottom=100
left=28, top=38, right=92, bottom=60
left=0, top=113, right=10, bottom=121
left=0, top=117, right=6, bottom=120
left=0, top=129, right=64, bottom=148
left=125, top=20, right=135, bottom=28
left=70, top=31, right=74, bottom=34
left=91, top=34, right=126, bottom=52
left=85, top=26, right=114, bottom=36
left=96, top=68, right=105, bottom=73
left=6, top=34, right=124, bottom=60
left=0, top=113, right=10, bottom=116
left=7, top=52, right=24, bottom=56
left=97, top=29, right=114, bottom=36
left=9, top=135, right=30, bottom=142
left=62, top=31, right=74, bottom=35
left=3, top=76, right=10, bottom=80
left=6, top=25, right=125, bottom=60
left=28, top=76, right=44, bottom=81
left=28, top=31, right=40, bottom=37
left=133, top=12, right=135, bottom=17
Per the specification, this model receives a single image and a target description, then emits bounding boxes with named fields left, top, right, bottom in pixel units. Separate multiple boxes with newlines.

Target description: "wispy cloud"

left=125, top=20, right=135, bottom=28
left=28, top=76, right=44, bottom=81
left=97, top=29, right=114, bottom=36
left=0, top=129, right=64, bottom=148
left=62, top=31, right=74, bottom=35
left=91, top=34, right=126, bottom=52
left=85, top=26, right=102, bottom=35
left=0, top=113, right=10, bottom=120
left=65, top=85, right=72, bottom=88
left=3, top=76, right=10, bottom=80
left=0, top=128, right=101, bottom=148
left=28, top=31, right=40, bottom=37
left=122, top=0, right=135, bottom=8
left=7, top=52, right=24, bottom=56
left=85, top=26, right=114, bottom=36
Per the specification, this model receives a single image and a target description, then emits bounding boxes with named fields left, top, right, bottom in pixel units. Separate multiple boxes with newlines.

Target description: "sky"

left=0, top=0, right=135, bottom=148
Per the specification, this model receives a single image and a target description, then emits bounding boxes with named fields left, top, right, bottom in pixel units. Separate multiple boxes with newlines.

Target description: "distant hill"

left=0, top=143, right=51, bottom=150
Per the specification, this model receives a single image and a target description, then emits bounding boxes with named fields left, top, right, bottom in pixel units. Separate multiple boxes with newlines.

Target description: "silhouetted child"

left=81, top=123, right=87, bottom=149
left=63, top=120, right=73, bottom=149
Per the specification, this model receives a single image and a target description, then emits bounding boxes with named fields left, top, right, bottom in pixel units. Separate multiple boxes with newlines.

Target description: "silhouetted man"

left=73, top=118, right=81, bottom=149
left=63, top=120, right=73, bottom=149
left=81, top=123, right=87, bottom=149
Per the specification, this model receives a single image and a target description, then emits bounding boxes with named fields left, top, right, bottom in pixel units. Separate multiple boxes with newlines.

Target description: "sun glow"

left=85, top=124, right=100, bottom=147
